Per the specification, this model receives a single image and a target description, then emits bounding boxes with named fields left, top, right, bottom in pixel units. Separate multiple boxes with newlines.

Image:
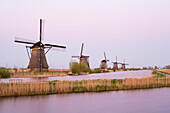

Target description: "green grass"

left=0, top=67, right=11, bottom=78
left=128, top=68, right=142, bottom=71
left=152, top=70, right=166, bottom=78
left=159, top=71, right=170, bottom=75
left=92, top=69, right=102, bottom=73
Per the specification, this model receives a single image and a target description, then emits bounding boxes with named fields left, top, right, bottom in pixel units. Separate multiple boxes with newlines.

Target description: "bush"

left=0, top=67, right=11, bottom=78
left=108, top=67, right=112, bottom=70
left=70, top=62, right=80, bottom=74
left=92, top=68, right=102, bottom=73
left=69, top=62, right=91, bottom=75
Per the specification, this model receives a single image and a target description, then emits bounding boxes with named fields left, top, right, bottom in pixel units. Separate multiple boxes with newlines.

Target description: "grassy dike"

left=1, top=77, right=170, bottom=97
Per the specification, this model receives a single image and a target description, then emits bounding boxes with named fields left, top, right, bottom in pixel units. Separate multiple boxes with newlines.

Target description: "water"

left=0, top=88, right=170, bottom=113
left=0, top=70, right=152, bottom=83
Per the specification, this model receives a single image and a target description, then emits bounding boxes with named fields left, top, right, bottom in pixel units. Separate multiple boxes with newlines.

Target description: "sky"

left=0, top=0, right=170, bottom=69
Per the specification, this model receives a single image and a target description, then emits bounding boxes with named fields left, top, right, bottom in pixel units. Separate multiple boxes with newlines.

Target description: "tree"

left=69, top=61, right=91, bottom=75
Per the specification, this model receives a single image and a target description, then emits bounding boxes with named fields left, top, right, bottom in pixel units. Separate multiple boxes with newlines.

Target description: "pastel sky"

left=0, top=0, right=170, bottom=69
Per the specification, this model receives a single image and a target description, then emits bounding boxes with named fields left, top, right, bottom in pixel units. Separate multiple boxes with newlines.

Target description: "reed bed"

left=1, top=77, right=170, bottom=97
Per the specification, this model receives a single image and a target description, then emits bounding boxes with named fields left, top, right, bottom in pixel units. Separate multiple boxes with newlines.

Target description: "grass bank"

left=152, top=70, right=166, bottom=78
left=158, top=71, right=170, bottom=75
left=10, top=71, right=68, bottom=78
left=1, top=77, right=170, bottom=97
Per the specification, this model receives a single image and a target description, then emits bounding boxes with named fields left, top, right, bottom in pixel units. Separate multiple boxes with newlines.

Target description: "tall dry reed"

left=0, top=77, right=170, bottom=97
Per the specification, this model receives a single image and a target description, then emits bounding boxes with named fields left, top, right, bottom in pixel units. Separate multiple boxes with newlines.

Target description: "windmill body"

left=113, top=62, right=118, bottom=70
left=112, top=56, right=121, bottom=70
left=100, top=52, right=109, bottom=70
left=121, top=59, right=129, bottom=70
left=72, top=43, right=90, bottom=68
left=80, top=56, right=90, bottom=68
left=28, top=42, right=48, bottom=71
left=100, top=60, right=107, bottom=70
left=122, top=63, right=129, bottom=70
left=15, top=19, right=66, bottom=72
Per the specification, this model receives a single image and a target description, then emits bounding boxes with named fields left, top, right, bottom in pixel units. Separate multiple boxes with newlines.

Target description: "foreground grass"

left=1, top=77, right=170, bottom=97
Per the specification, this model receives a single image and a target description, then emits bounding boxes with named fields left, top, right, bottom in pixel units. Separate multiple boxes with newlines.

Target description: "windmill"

left=100, top=52, right=109, bottom=70
left=121, top=59, right=129, bottom=70
left=72, top=43, right=90, bottom=68
left=112, top=56, right=121, bottom=70
left=15, top=19, right=66, bottom=72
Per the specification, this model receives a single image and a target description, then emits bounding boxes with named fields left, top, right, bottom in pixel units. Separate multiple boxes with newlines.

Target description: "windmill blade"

left=42, top=19, right=45, bottom=41
left=72, top=56, right=80, bottom=58
left=39, top=19, right=43, bottom=42
left=45, top=43, right=66, bottom=49
left=25, top=46, right=31, bottom=60
left=39, top=18, right=43, bottom=72
left=15, top=40, right=35, bottom=45
left=83, top=55, right=89, bottom=58
left=48, top=47, right=66, bottom=52
left=116, top=56, right=118, bottom=62
left=80, top=43, right=84, bottom=56
left=104, top=52, right=107, bottom=61
left=14, top=37, right=36, bottom=45
left=39, top=19, right=46, bottom=42
left=124, top=59, right=126, bottom=64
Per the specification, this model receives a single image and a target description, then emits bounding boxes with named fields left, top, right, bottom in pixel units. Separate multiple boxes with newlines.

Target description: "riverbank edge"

left=1, top=81, right=170, bottom=97
left=1, top=86, right=170, bottom=98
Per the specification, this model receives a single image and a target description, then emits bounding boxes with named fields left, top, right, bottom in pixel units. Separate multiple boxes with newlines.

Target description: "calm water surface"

left=0, top=88, right=170, bottom=113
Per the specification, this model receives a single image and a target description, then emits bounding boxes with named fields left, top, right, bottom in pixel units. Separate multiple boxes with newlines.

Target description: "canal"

left=0, top=88, right=170, bottom=113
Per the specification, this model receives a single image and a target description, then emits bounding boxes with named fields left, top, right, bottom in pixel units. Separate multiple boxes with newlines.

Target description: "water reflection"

left=0, top=88, right=170, bottom=113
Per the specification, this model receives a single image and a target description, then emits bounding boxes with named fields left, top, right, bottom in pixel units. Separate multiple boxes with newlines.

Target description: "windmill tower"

left=121, top=59, right=129, bottom=70
left=112, top=56, right=121, bottom=70
left=15, top=19, right=66, bottom=72
left=72, top=43, right=90, bottom=68
left=100, top=52, right=109, bottom=70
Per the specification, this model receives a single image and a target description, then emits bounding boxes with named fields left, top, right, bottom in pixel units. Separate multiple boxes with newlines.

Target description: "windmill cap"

left=31, top=41, right=44, bottom=48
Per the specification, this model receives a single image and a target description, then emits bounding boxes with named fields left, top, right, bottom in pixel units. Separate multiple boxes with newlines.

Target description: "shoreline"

left=1, top=86, right=169, bottom=98
left=0, top=77, right=169, bottom=97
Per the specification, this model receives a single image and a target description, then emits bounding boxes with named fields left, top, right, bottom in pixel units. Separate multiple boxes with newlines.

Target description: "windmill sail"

left=71, top=43, right=90, bottom=68
left=15, top=40, right=35, bottom=45
left=14, top=19, right=66, bottom=72
left=80, top=43, right=84, bottom=56
left=40, top=19, right=42, bottom=42
left=45, top=43, right=66, bottom=48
